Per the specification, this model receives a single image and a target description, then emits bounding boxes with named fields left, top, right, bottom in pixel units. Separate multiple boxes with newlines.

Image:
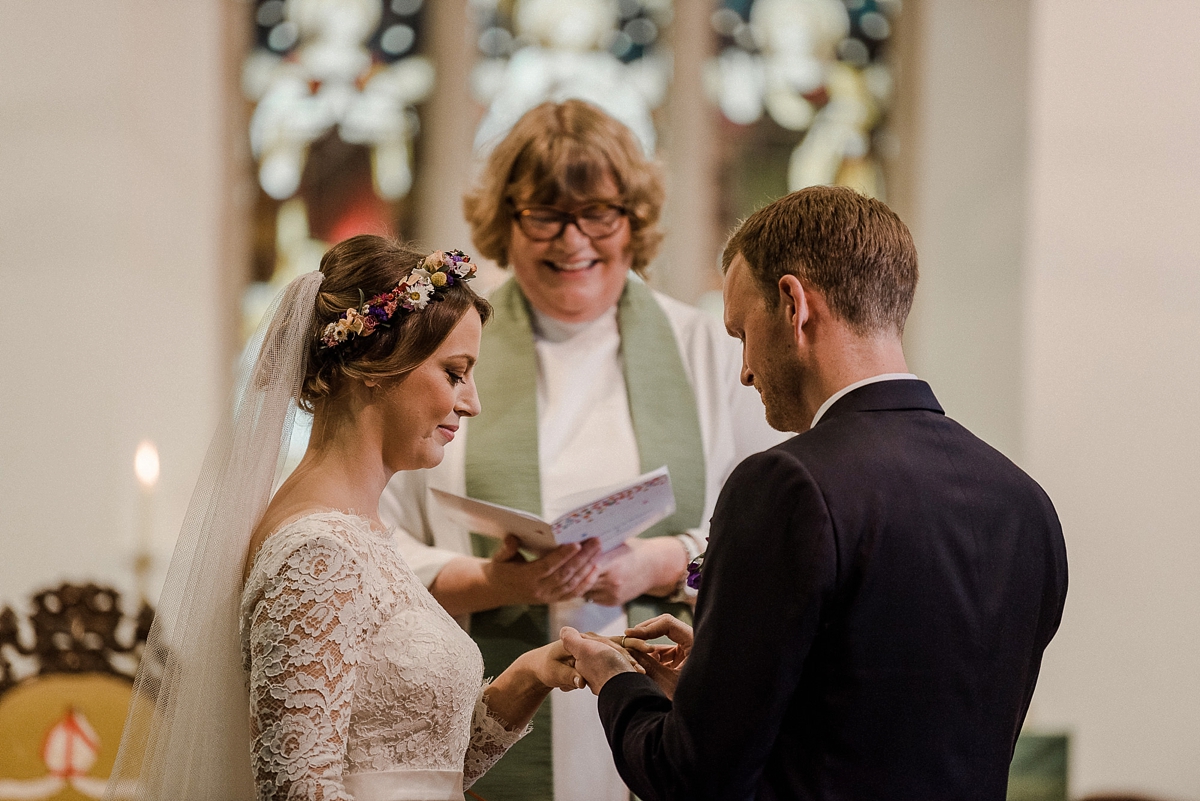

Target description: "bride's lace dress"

left=240, top=511, right=528, bottom=801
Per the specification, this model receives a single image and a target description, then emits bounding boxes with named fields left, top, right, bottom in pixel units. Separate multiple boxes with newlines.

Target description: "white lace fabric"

left=241, top=512, right=529, bottom=800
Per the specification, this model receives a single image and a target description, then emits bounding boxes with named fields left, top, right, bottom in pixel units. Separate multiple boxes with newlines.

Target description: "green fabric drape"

left=464, top=277, right=705, bottom=801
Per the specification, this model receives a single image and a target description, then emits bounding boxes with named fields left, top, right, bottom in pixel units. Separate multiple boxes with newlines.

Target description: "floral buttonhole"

left=685, top=540, right=708, bottom=590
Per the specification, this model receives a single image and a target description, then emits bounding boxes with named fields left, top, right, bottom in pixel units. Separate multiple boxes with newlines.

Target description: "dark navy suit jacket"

left=598, top=380, right=1067, bottom=801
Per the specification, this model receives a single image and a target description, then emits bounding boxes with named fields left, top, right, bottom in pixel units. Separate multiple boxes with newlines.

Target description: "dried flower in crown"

left=320, top=249, right=477, bottom=350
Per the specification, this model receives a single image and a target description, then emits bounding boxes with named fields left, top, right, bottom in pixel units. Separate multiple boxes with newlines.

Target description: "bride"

left=106, top=236, right=629, bottom=801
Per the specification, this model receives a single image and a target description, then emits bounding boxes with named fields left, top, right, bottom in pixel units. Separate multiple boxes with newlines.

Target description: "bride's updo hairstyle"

left=300, top=234, right=491, bottom=414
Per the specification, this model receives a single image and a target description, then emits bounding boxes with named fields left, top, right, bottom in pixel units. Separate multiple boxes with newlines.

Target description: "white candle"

left=133, top=440, right=159, bottom=599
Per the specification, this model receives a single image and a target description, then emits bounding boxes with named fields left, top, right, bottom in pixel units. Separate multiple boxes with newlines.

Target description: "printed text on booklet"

left=431, top=466, right=675, bottom=554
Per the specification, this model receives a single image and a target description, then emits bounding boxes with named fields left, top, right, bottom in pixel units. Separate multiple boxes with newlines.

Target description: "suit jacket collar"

left=814, top=379, right=944, bottom=427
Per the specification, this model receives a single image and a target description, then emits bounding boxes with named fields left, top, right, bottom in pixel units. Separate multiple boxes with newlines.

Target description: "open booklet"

left=430, top=466, right=675, bottom=554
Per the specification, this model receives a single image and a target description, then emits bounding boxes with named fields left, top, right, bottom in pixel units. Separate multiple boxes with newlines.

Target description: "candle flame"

left=134, top=441, right=159, bottom=488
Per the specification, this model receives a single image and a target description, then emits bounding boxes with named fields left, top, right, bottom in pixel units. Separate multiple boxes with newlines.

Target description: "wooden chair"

left=0, top=583, right=151, bottom=801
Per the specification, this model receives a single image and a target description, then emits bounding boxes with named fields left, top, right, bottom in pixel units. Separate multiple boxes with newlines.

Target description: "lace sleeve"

left=462, top=682, right=533, bottom=789
left=246, top=534, right=374, bottom=801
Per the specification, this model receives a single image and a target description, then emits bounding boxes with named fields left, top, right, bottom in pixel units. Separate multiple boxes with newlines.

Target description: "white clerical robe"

left=379, top=288, right=784, bottom=801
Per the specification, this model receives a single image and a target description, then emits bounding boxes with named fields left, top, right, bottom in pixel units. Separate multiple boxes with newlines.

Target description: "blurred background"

left=0, top=0, right=1196, bottom=798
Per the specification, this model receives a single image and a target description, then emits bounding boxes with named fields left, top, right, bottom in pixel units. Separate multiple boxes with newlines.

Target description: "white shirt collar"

left=809, top=373, right=919, bottom=430
left=530, top=304, right=618, bottom=344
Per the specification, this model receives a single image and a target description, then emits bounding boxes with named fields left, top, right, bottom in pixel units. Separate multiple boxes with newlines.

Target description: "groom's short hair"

left=723, top=186, right=919, bottom=336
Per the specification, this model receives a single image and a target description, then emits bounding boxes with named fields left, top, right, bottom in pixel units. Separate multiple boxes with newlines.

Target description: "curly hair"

left=463, top=99, right=666, bottom=274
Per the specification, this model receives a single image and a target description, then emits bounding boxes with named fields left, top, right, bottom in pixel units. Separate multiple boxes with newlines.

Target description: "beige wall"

left=2, top=1, right=1197, bottom=797
left=906, top=0, right=1200, bottom=797
left=1023, top=1, right=1200, bottom=796
left=900, top=0, right=1031, bottom=461
left=0, top=2, right=231, bottom=608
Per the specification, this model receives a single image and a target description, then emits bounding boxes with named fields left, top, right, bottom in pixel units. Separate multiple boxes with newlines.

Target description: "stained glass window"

left=709, top=0, right=901, bottom=228
left=242, top=0, right=434, bottom=338
left=467, top=0, right=672, bottom=155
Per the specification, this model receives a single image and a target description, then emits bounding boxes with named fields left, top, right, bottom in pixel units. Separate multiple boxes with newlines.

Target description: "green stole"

left=464, top=277, right=705, bottom=801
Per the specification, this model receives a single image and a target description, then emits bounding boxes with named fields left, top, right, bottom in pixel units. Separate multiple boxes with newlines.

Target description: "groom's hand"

left=559, top=627, right=642, bottom=695
left=621, top=614, right=694, bottom=699
left=625, top=614, right=694, bottom=664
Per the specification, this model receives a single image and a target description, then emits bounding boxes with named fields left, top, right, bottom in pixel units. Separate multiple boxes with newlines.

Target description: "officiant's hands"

left=485, top=534, right=602, bottom=605
left=584, top=538, right=689, bottom=606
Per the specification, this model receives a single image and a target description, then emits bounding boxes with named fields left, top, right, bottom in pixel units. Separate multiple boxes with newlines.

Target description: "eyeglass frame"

left=510, top=201, right=629, bottom=242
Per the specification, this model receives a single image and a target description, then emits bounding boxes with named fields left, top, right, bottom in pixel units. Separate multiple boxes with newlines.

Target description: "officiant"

left=379, top=99, right=779, bottom=801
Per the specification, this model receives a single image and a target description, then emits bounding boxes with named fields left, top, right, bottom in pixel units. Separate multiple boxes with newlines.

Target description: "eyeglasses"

left=512, top=203, right=628, bottom=241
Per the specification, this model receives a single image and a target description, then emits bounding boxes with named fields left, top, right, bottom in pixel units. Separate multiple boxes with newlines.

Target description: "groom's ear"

left=777, top=275, right=810, bottom=345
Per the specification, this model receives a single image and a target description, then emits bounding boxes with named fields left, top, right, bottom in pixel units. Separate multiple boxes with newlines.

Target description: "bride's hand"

left=484, top=535, right=602, bottom=605
left=487, top=640, right=590, bottom=730
left=515, top=640, right=588, bottom=692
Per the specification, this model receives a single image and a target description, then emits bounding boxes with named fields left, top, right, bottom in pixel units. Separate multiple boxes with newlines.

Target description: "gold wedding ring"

left=620, top=636, right=627, bottom=649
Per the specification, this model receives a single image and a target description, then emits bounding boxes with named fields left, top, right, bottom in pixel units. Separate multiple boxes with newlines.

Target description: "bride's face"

left=379, top=308, right=483, bottom=471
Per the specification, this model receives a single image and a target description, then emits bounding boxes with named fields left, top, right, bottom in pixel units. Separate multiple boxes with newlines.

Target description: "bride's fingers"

left=583, top=632, right=629, bottom=653
left=547, top=640, right=588, bottom=672
left=561, top=629, right=645, bottom=674
left=606, top=635, right=655, bottom=655
left=549, top=664, right=585, bottom=691
left=538, top=641, right=584, bottom=690
left=582, top=632, right=645, bottom=673
left=611, top=641, right=682, bottom=669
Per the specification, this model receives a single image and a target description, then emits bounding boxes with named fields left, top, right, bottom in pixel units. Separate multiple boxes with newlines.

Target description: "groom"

left=562, top=186, right=1068, bottom=800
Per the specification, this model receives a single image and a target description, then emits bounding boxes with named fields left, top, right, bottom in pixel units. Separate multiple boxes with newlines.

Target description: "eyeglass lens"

left=516, top=204, right=625, bottom=240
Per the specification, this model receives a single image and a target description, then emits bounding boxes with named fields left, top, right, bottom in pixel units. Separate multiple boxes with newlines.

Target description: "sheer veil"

left=105, top=271, right=325, bottom=801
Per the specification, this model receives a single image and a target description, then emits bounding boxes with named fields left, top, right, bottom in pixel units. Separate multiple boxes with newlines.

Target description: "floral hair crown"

left=320, top=249, right=477, bottom=350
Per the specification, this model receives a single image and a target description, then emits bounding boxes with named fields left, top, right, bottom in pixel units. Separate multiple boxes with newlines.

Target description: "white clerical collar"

left=809, top=373, right=919, bottom=429
left=530, top=304, right=618, bottom=344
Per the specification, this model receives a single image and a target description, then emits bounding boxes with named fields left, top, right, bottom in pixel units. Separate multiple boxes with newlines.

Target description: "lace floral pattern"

left=240, top=512, right=528, bottom=800
left=464, top=686, right=531, bottom=786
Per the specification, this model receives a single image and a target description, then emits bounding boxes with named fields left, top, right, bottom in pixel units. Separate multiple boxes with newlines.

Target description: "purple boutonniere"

left=686, top=550, right=706, bottom=590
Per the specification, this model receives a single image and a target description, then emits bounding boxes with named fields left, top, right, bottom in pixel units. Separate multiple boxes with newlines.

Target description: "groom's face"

left=724, top=254, right=808, bottom=432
